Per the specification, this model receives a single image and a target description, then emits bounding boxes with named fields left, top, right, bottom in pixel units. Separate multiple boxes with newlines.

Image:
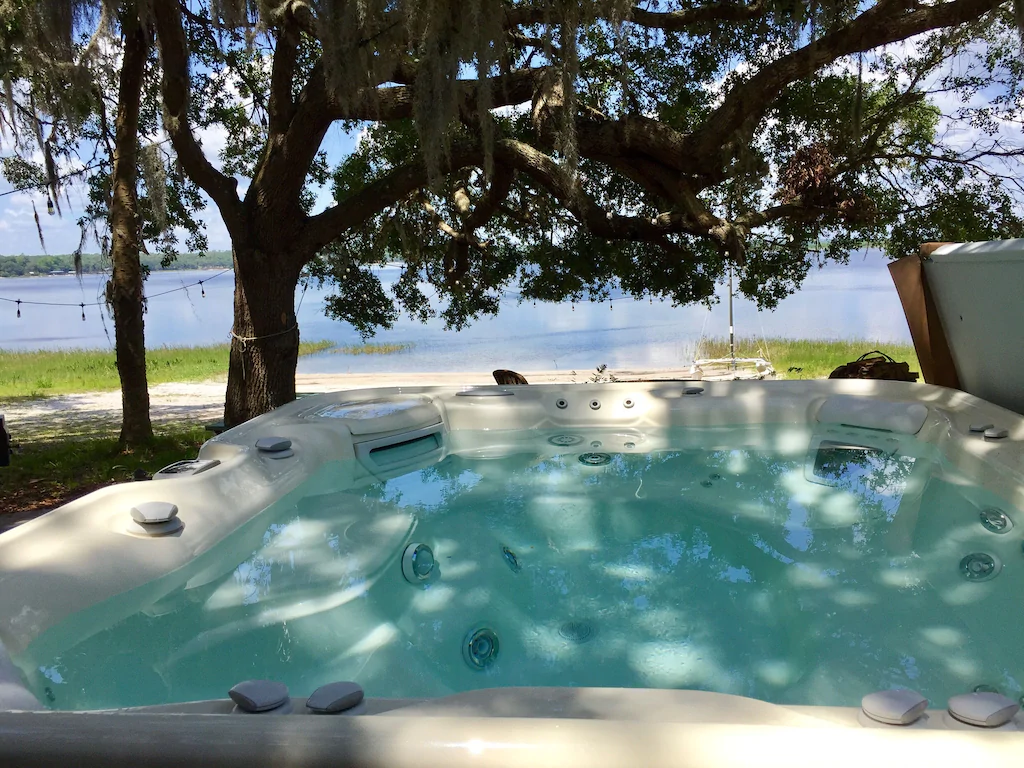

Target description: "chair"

left=492, top=370, right=528, bottom=385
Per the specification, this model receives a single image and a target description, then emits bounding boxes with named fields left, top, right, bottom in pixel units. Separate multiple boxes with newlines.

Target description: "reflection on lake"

left=0, top=255, right=910, bottom=372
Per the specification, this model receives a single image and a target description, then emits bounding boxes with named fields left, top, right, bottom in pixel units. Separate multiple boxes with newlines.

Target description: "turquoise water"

left=17, top=426, right=1024, bottom=710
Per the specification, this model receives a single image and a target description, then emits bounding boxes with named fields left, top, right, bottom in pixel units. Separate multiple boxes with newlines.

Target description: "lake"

left=0, top=255, right=911, bottom=373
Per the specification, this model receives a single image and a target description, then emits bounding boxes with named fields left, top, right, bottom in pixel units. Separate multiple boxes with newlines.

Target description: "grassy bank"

left=697, top=337, right=919, bottom=380
left=0, top=341, right=333, bottom=400
left=0, top=426, right=208, bottom=518
left=333, top=342, right=413, bottom=355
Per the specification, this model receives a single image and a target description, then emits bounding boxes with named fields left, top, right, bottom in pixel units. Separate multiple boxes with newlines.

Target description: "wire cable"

left=0, top=268, right=231, bottom=308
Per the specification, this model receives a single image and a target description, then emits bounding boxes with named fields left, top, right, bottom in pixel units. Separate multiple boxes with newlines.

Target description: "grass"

left=0, top=341, right=333, bottom=400
left=696, top=337, right=920, bottom=380
left=0, top=425, right=208, bottom=518
left=333, top=342, right=413, bottom=355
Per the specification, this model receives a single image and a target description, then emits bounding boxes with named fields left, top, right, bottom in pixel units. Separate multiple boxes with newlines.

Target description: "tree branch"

left=307, top=134, right=758, bottom=265
left=735, top=201, right=820, bottom=229
left=573, top=106, right=694, bottom=173
left=302, top=142, right=489, bottom=253
left=503, top=1, right=768, bottom=30
left=421, top=195, right=479, bottom=244
left=491, top=139, right=702, bottom=255
left=690, top=0, right=1001, bottom=176
left=153, top=0, right=242, bottom=228
left=255, top=63, right=545, bottom=223
left=268, top=28, right=299, bottom=135
left=329, top=66, right=549, bottom=122
left=464, top=164, right=515, bottom=233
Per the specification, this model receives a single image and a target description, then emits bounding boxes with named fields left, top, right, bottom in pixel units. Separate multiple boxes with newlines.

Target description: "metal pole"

left=728, top=265, right=735, bottom=370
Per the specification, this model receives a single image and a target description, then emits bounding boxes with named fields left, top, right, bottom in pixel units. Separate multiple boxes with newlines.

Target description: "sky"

left=0, top=119, right=360, bottom=257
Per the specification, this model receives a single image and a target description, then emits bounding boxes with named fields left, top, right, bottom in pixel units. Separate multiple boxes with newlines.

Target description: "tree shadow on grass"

left=0, top=400, right=222, bottom=443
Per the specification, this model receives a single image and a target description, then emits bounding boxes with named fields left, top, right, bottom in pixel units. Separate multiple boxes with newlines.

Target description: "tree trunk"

left=224, top=246, right=303, bottom=427
left=108, top=15, right=152, bottom=447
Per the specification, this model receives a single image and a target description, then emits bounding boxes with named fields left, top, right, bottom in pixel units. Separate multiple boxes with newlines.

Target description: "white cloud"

left=0, top=184, right=86, bottom=256
left=195, top=124, right=231, bottom=168
left=354, top=124, right=371, bottom=147
left=492, top=102, right=531, bottom=118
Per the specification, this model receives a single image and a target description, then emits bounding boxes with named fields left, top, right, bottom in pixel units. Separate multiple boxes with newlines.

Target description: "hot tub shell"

left=2, top=379, right=1023, bottom=764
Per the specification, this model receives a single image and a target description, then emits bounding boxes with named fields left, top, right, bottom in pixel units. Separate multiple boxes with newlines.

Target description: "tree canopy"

left=306, top=0, right=1024, bottom=335
left=0, top=0, right=214, bottom=444
left=0, top=0, right=208, bottom=264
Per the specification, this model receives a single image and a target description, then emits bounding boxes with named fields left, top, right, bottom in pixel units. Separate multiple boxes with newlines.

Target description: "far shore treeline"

left=0, top=251, right=234, bottom=278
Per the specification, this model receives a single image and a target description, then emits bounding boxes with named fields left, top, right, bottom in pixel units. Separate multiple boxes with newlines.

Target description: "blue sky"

left=0, top=120, right=360, bottom=257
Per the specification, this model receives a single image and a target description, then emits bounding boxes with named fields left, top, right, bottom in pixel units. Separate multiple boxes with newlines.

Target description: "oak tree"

left=153, top=0, right=1020, bottom=425
left=1, top=0, right=207, bottom=446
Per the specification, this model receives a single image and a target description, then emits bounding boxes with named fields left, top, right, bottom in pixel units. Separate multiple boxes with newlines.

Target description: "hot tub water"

left=16, top=425, right=1023, bottom=711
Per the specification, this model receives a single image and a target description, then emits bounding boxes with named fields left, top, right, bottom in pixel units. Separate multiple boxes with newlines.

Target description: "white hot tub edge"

left=1, top=379, right=1023, bottom=754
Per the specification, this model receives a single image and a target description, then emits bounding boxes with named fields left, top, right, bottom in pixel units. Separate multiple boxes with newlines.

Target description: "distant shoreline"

left=0, top=251, right=233, bottom=278
left=0, top=266, right=232, bottom=279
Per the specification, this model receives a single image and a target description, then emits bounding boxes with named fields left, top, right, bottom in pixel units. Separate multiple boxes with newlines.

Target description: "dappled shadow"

left=0, top=395, right=221, bottom=442
left=16, top=425, right=1024, bottom=711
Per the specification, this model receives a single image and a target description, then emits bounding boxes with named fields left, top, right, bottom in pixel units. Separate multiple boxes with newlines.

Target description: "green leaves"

left=0, top=155, right=47, bottom=188
left=318, top=260, right=401, bottom=337
left=885, top=179, right=1024, bottom=259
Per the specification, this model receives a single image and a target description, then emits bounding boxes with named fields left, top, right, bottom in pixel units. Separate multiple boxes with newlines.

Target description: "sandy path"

left=1, top=368, right=698, bottom=441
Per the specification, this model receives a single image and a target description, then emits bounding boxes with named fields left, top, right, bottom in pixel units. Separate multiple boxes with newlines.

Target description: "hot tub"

left=1, top=380, right=1023, bottom=766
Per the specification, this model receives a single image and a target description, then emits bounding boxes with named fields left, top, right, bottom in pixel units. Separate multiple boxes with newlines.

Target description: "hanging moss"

left=309, top=0, right=606, bottom=182
left=140, top=142, right=168, bottom=234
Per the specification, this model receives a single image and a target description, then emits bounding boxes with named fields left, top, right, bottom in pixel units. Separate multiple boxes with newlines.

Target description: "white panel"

left=926, top=240, right=1024, bottom=414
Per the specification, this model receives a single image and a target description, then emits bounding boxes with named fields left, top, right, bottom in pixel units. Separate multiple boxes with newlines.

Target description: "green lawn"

left=697, top=337, right=919, bottom=380
left=0, top=341, right=333, bottom=399
left=0, top=425, right=208, bottom=518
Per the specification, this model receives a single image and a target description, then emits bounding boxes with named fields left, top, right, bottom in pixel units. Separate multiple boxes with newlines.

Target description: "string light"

left=8, top=272, right=680, bottom=325
left=1, top=269, right=231, bottom=317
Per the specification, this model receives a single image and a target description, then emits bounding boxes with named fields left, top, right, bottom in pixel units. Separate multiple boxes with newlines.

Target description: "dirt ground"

left=1, top=368, right=699, bottom=441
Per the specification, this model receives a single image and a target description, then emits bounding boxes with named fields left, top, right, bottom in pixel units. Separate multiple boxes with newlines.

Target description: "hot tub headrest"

left=309, top=396, right=442, bottom=436
left=816, top=395, right=928, bottom=434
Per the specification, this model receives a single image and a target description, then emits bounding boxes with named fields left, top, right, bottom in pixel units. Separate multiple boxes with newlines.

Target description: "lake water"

left=0, top=255, right=910, bottom=372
